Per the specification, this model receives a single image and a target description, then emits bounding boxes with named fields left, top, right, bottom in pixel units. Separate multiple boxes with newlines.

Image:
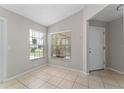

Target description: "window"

left=29, top=29, right=45, bottom=60
left=51, top=31, right=71, bottom=60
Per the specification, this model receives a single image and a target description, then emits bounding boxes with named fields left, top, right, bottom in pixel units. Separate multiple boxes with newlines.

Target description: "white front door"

left=88, top=26, right=105, bottom=71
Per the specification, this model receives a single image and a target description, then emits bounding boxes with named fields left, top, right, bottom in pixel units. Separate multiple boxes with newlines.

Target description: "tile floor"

left=0, top=65, right=124, bottom=89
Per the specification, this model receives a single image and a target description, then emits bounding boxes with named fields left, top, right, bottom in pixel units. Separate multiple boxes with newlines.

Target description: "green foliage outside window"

left=51, top=32, right=71, bottom=60
left=29, top=29, right=44, bottom=60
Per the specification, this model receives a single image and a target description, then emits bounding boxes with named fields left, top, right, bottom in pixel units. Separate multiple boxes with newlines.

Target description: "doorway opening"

left=87, top=4, right=124, bottom=72
left=0, top=16, right=7, bottom=83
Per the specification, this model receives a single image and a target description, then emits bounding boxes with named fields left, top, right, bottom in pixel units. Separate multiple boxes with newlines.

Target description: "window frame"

left=50, top=30, right=72, bottom=61
left=29, top=29, right=45, bottom=60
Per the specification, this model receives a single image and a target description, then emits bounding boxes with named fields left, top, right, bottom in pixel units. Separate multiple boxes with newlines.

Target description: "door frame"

left=87, top=26, right=106, bottom=72
left=0, top=16, right=7, bottom=83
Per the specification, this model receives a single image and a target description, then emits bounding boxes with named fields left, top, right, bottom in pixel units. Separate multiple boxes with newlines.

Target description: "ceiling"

left=0, top=4, right=85, bottom=26
left=91, top=4, right=123, bottom=22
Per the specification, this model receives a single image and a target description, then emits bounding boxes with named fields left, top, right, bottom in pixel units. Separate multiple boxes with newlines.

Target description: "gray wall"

left=108, top=17, right=124, bottom=72
left=0, top=7, right=47, bottom=79
left=89, top=20, right=108, bottom=28
left=0, top=4, right=110, bottom=78
left=48, top=10, right=84, bottom=70
left=48, top=5, right=109, bottom=72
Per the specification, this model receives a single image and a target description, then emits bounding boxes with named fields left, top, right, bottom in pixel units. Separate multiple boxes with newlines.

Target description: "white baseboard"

left=5, top=63, right=48, bottom=82
left=48, top=64, right=82, bottom=72
left=83, top=71, right=89, bottom=75
left=5, top=63, right=89, bottom=82
left=48, top=64, right=89, bottom=75
left=107, top=67, right=124, bottom=75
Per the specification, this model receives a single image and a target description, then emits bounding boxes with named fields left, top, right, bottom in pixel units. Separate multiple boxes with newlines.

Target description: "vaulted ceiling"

left=0, top=4, right=85, bottom=26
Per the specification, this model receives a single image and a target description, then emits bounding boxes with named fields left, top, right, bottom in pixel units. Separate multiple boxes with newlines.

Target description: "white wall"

left=0, top=7, right=47, bottom=79
left=108, top=17, right=124, bottom=72
left=48, top=10, right=84, bottom=70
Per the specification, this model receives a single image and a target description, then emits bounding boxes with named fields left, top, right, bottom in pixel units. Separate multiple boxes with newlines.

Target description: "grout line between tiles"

left=2, top=65, right=124, bottom=89
left=16, top=79, right=30, bottom=89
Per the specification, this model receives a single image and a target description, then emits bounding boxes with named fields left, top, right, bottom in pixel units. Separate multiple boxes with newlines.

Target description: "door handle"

left=89, top=51, right=91, bottom=53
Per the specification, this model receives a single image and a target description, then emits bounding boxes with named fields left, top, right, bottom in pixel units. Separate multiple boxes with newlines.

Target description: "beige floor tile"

left=102, top=77, right=119, bottom=86
left=89, top=75, right=102, bottom=82
left=69, top=70, right=80, bottom=76
left=1, top=66, right=124, bottom=89
left=78, top=73, right=89, bottom=79
left=38, top=66, right=48, bottom=70
left=38, top=68, right=47, bottom=73
left=27, top=79, right=46, bottom=89
left=58, top=79, right=74, bottom=89
left=104, top=83, right=121, bottom=89
left=39, top=83, right=56, bottom=89
left=117, top=80, right=124, bottom=88
left=75, top=76, right=88, bottom=87
left=64, top=74, right=77, bottom=81
left=113, top=74, right=124, bottom=88
left=16, top=74, right=31, bottom=81
left=17, top=75, right=37, bottom=86
left=49, top=70, right=59, bottom=76
left=113, top=74, right=124, bottom=81
left=31, top=71, right=48, bottom=79
left=0, top=79, right=18, bottom=89
left=39, top=66, right=49, bottom=71
left=119, top=84, right=124, bottom=88
left=47, top=76, right=63, bottom=86
left=72, top=82, right=88, bottom=89
left=37, top=73, right=53, bottom=82
left=7, top=83, right=27, bottom=89
left=90, top=71, right=101, bottom=77
left=89, top=79, right=104, bottom=89
left=30, top=69, right=41, bottom=74
left=100, top=72, right=113, bottom=78
left=55, top=72, right=67, bottom=78
left=60, top=69, right=70, bottom=74
left=42, top=69, right=51, bottom=73
left=30, top=70, right=44, bottom=76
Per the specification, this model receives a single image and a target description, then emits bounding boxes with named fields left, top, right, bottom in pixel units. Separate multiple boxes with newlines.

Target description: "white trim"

left=48, top=30, right=72, bottom=62
left=6, top=63, right=89, bottom=82
left=28, top=29, right=46, bottom=61
left=5, top=63, right=48, bottom=82
left=48, top=64, right=89, bottom=76
left=49, top=30, right=72, bottom=34
left=107, top=67, right=124, bottom=75
left=48, top=64, right=82, bottom=72
left=0, top=16, right=7, bottom=82
left=83, top=71, right=89, bottom=75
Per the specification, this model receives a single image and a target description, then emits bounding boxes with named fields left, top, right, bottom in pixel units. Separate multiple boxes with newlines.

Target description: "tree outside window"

left=29, top=29, right=45, bottom=60
left=51, top=31, right=71, bottom=60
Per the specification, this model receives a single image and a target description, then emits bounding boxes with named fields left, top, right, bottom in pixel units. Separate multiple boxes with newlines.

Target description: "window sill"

left=51, top=57, right=71, bottom=62
left=29, top=57, right=45, bottom=61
